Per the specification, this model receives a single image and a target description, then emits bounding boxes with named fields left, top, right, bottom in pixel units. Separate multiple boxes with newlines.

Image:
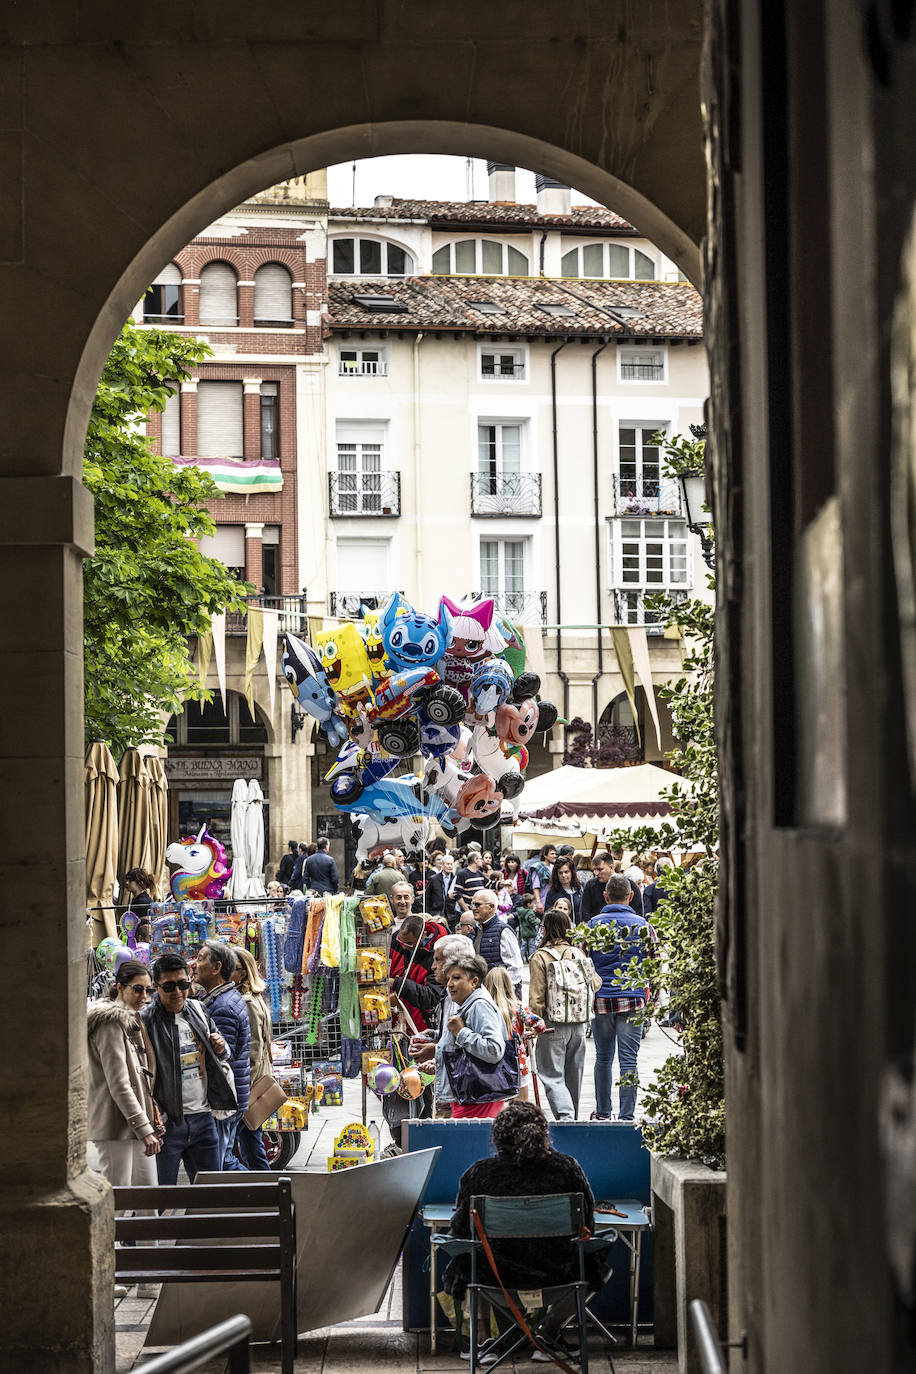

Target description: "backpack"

left=543, top=948, right=593, bottom=1024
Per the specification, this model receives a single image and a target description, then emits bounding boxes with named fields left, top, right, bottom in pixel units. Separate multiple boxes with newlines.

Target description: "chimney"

left=374, top=194, right=394, bottom=209
left=486, top=161, right=516, bottom=204
left=535, top=173, right=571, bottom=216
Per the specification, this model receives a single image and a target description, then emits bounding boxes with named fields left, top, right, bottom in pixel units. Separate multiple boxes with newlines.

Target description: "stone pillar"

left=0, top=475, right=114, bottom=1372
left=246, top=521, right=264, bottom=590
left=242, top=378, right=262, bottom=460
left=180, top=378, right=198, bottom=456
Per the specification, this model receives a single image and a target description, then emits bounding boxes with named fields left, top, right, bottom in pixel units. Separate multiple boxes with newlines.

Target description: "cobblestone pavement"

left=116, top=1022, right=682, bottom=1371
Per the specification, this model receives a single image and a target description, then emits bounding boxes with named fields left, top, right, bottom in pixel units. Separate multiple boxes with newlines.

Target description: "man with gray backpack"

left=527, top=909, right=600, bottom=1121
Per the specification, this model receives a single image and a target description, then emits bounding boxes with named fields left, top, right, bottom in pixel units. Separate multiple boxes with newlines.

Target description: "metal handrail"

left=129, top=1315, right=252, bottom=1374
left=470, top=471, right=542, bottom=516
left=689, top=1301, right=725, bottom=1374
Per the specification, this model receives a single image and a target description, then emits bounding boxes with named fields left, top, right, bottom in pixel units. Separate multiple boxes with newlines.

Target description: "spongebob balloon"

left=359, top=604, right=388, bottom=675
left=314, top=622, right=374, bottom=718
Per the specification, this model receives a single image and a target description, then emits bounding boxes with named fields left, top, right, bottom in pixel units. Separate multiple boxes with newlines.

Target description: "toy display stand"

left=354, top=893, right=396, bottom=1125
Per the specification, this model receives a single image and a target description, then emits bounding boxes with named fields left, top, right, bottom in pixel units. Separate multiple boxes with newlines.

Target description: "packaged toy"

left=359, top=895, right=394, bottom=931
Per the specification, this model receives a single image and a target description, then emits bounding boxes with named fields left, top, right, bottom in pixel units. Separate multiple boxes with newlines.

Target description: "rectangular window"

left=618, top=424, right=664, bottom=498
left=582, top=243, right=604, bottom=277
left=338, top=347, right=388, bottom=377
left=480, top=538, right=526, bottom=614
left=260, top=383, right=278, bottom=459
left=481, top=239, right=502, bottom=274
left=333, top=239, right=355, bottom=273
left=387, top=245, right=406, bottom=276
left=336, top=537, right=391, bottom=593
left=359, top=240, right=382, bottom=274
left=618, top=347, right=666, bottom=382
left=480, top=348, right=525, bottom=379
left=197, top=380, right=243, bottom=458
left=608, top=244, right=629, bottom=277
left=477, top=422, right=522, bottom=495
left=612, top=518, right=689, bottom=588
left=455, top=240, right=477, bottom=273
left=161, top=388, right=180, bottom=456
left=335, top=423, right=387, bottom=515
left=198, top=523, right=245, bottom=576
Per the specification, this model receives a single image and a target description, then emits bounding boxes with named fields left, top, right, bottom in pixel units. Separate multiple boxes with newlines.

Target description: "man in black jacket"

left=426, top=854, right=460, bottom=928
left=276, top=841, right=298, bottom=887
left=580, top=850, right=642, bottom=919
left=142, top=953, right=236, bottom=1183
left=303, top=836, right=339, bottom=895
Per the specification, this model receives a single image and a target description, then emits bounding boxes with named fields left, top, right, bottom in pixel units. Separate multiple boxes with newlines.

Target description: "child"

left=512, top=891, right=541, bottom=960
left=484, top=966, right=546, bottom=1103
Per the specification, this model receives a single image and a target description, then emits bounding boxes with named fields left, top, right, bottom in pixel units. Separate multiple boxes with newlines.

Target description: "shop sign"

left=164, top=755, right=262, bottom=781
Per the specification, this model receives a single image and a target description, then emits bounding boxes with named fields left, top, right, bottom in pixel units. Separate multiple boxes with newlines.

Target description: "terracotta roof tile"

left=330, top=198, right=635, bottom=232
left=328, top=275, right=703, bottom=339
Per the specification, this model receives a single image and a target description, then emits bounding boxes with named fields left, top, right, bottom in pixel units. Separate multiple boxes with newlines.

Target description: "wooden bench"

left=113, top=1179, right=297, bottom=1374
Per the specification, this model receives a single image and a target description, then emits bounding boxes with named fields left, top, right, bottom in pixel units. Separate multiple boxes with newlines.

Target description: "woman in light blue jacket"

left=435, top=953, right=509, bottom=1119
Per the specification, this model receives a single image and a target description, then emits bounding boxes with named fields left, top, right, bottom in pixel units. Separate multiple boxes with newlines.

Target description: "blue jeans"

left=592, top=1010, right=642, bottom=1119
left=213, top=1108, right=246, bottom=1169
left=236, top=1120, right=270, bottom=1170
left=156, top=1112, right=220, bottom=1184
left=520, top=936, right=538, bottom=960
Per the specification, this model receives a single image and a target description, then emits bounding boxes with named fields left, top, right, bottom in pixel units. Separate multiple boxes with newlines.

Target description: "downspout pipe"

left=589, top=340, right=609, bottom=733
left=551, top=339, right=571, bottom=754
left=413, top=332, right=424, bottom=599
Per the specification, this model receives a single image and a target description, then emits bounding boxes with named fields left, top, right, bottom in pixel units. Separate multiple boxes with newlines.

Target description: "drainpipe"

left=590, top=340, right=609, bottom=733
left=538, top=229, right=548, bottom=277
left=413, top=332, right=424, bottom=600
left=551, top=339, right=570, bottom=753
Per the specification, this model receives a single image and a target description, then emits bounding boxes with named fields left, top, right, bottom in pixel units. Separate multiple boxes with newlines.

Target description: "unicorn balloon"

left=165, top=826, right=232, bottom=901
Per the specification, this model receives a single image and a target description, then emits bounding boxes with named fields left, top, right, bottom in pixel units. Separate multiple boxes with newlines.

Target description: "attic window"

left=469, top=301, right=507, bottom=315
left=351, top=293, right=409, bottom=313
left=537, top=302, right=576, bottom=318
left=608, top=306, right=641, bottom=319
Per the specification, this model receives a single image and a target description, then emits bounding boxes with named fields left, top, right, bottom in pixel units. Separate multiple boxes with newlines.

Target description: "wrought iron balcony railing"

left=612, top=588, right=688, bottom=635
left=225, top=595, right=309, bottom=637
left=620, top=359, right=665, bottom=381
left=338, top=358, right=389, bottom=377
left=470, top=590, right=548, bottom=625
left=481, top=358, right=525, bottom=379
left=328, top=470, right=401, bottom=517
left=328, top=591, right=398, bottom=619
left=612, top=474, right=683, bottom=517
left=470, top=472, right=542, bottom=517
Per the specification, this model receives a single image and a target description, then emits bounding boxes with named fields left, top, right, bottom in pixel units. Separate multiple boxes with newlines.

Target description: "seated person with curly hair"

left=443, top=1101, right=608, bottom=1360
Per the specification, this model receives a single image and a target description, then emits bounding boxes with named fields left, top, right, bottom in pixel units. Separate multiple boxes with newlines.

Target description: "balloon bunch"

left=281, top=594, right=556, bottom=856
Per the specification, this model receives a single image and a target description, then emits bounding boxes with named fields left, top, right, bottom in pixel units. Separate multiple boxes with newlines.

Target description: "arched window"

left=144, top=262, right=183, bottom=323
left=199, top=261, right=238, bottom=326
left=431, top=239, right=529, bottom=276
left=253, top=263, right=293, bottom=325
left=560, top=243, right=656, bottom=280
left=597, top=692, right=642, bottom=761
left=331, top=237, right=411, bottom=276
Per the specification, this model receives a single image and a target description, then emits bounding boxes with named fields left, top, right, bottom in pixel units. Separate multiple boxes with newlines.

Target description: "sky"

left=326, top=156, right=600, bottom=209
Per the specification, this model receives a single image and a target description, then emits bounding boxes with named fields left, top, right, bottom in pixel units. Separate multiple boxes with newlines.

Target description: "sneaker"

left=461, top=1341, right=499, bottom=1364
left=531, top=1336, right=580, bottom=1362
left=589, top=1111, right=612, bottom=1121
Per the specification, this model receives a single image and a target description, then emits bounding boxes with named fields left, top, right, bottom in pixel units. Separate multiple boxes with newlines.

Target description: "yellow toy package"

left=356, top=946, right=388, bottom=983
left=335, top=1122, right=374, bottom=1155
left=362, top=1047, right=393, bottom=1076
left=359, top=988, right=392, bottom=1027
left=359, top=896, right=394, bottom=931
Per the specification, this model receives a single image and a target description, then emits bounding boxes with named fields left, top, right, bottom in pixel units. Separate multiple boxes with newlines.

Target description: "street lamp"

left=678, top=422, right=715, bottom=570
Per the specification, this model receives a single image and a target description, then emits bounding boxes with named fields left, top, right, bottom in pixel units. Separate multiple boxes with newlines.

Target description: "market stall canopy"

left=85, top=740, right=119, bottom=943
left=145, top=755, right=168, bottom=896
left=517, top=763, right=683, bottom=827
left=117, top=747, right=152, bottom=893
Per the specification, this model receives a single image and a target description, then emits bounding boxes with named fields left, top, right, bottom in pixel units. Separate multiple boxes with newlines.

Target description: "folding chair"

left=433, top=1192, right=616, bottom=1374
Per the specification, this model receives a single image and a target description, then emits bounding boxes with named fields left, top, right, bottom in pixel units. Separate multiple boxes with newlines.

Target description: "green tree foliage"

left=83, top=322, right=249, bottom=754
left=573, top=433, right=724, bottom=1167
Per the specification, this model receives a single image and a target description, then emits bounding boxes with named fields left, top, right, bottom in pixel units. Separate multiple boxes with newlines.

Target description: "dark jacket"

left=276, top=851, right=297, bottom=885
left=201, top=982, right=251, bottom=1109
left=389, top=931, right=445, bottom=1032
left=544, top=885, right=582, bottom=918
left=304, top=849, right=339, bottom=895
left=643, top=880, right=669, bottom=917
left=141, top=995, right=237, bottom=1124
left=580, top=875, right=643, bottom=920
left=588, top=904, right=653, bottom=998
left=444, top=1150, right=600, bottom=1299
left=426, top=869, right=459, bottom=924
left=289, top=853, right=307, bottom=890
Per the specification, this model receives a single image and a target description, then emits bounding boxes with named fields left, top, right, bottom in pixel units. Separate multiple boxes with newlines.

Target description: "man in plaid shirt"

left=588, top=873, right=656, bottom=1120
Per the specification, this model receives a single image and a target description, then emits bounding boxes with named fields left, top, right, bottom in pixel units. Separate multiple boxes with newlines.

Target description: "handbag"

left=442, top=1035, right=520, bottom=1104
left=243, top=1073, right=287, bottom=1130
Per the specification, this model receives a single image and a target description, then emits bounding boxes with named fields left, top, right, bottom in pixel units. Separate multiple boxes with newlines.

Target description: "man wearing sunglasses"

left=141, top=953, right=236, bottom=1184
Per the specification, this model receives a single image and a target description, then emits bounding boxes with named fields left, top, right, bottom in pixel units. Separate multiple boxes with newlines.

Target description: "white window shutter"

left=253, top=264, right=292, bottom=322
left=197, top=381, right=243, bottom=457
left=337, top=538, right=390, bottom=588
left=198, top=525, right=245, bottom=566
left=154, top=262, right=181, bottom=285
left=199, top=263, right=238, bottom=324
left=161, top=390, right=180, bottom=455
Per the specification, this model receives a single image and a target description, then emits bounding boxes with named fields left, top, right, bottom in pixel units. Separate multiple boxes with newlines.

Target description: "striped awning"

left=170, top=456, right=283, bottom=494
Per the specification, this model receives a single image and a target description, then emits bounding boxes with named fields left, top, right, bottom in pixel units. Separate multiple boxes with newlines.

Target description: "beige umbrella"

left=117, top=748, right=152, bottom=896
left=145, top=755, right=169, bottom=898
left=85, top=741, right=120, bottom=945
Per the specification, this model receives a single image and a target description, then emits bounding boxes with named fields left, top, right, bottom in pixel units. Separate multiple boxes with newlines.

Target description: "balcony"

left=620, top=359, right=665, bottom=381
left=470, top=473, right=542, bottom=517
left=328, top=591, right=394, bottom=619
left=470, top=590, right=548, bottom=626
left=328, top=470, right=401, bottom=517
left=481, top=358, right=525, bottom=380
left=338, top=358, right=389, bottom=377
left=225, top=594, right=309, bottom=637
left=612, top=475, right=682, bottom=517
left=612, top=589, right=688, bottom=636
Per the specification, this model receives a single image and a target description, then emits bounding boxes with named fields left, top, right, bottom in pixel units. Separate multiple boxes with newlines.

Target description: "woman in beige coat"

left=87, top=959, right=160, bottom=1185
left=232, top=947, right=273, bottom=1170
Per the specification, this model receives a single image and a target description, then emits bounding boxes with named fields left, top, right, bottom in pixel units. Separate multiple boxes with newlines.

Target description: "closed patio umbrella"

left=244, top=778, right=266, bottom=898
left=145, top=755, right=169, bottom=898
left=85, top=741, right=119, bottom=945
left=227, top=777, right=250, bottom=899
left=117, top=748, right=152, bottom=895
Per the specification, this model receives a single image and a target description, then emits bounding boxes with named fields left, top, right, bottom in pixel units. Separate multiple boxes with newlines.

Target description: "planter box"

left=651, top=1155, right=727, bottom=1374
